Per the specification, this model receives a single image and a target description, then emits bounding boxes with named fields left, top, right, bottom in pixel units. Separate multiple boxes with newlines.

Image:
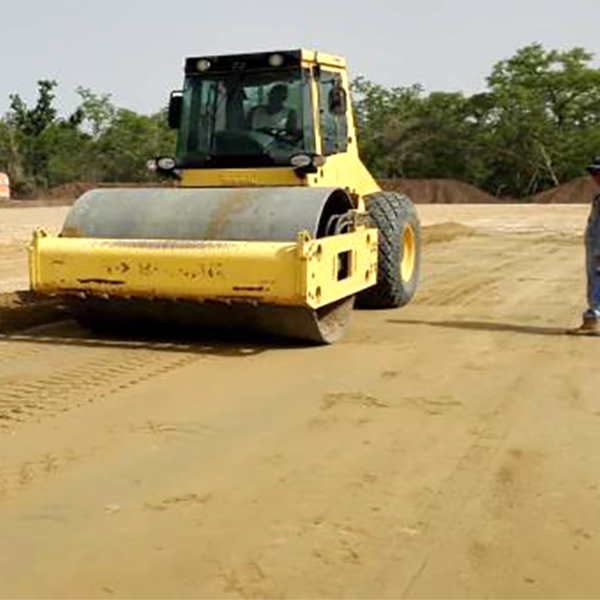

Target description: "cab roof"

left=184, top=49, right=346, bottom=75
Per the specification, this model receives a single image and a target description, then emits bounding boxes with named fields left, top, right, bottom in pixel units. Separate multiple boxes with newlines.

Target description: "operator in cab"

left=248, top=84, right=299, bottom=133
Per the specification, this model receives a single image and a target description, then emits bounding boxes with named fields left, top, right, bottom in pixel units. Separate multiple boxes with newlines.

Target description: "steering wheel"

left=255, top=127, right=300, bottom=146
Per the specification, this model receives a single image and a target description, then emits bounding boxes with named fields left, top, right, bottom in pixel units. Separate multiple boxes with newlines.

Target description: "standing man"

left=570, top=156, right=600, bottom=336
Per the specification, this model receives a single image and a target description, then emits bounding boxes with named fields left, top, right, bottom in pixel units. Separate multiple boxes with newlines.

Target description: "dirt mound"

left=379, top=178, right=501, bottom=204
left=8, top=181, right=177, bottom=205
left=38, top=178, right=503, bottom=205
left=45, top=182, right=98, bottom=199
left=45, top=181, right=175, bottom=200
left=422, top=222, right=478, bottom=244
left=7, top=177, right=596, bottom=206
left=528, top=177, right=596, bottom=204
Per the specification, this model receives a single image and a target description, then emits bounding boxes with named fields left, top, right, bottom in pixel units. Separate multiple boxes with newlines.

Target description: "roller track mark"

left=0, top=349, right=199, bottom=430
left=415, top=245, right=533, bottom=308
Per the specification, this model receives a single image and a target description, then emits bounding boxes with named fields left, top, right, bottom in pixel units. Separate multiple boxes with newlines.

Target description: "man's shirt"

left=251, top=106, right=291, bottom=130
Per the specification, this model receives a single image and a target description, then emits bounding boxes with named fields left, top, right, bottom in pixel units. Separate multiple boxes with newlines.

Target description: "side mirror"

left=329, top=85, right=347, bottom=116
left=168, top=92, right=183, bottom=129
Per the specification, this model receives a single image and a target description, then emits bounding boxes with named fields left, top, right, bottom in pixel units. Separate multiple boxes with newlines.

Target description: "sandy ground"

left=1, top=203, right=600, bottom=598
left=0, top=207, right=69, bottom=292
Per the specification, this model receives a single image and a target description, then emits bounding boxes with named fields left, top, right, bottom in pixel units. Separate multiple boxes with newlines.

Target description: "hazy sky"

left=1, top=0, right=599, bottom=116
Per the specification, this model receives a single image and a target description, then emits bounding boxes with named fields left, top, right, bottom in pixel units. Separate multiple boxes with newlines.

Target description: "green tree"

left=0, top=80, right=92, bottom=194
left=96, top=108, right=176, bottom=182
left=41, top=121, right=93, bottom=187
left=5, top=80, right=59, bottom=192
left=76, top=87, right=116, bottom=139
left=485, top=43, right=600, bottom=196
left=399, top=91, right=488, bottom=183
left=351, top=76, right=424, bottom=177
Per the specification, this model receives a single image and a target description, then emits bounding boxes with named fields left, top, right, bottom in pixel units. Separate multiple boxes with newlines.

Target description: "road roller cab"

left=157, top=50, right=379, bottom=195
left=28, top=49, right=422, bottom=343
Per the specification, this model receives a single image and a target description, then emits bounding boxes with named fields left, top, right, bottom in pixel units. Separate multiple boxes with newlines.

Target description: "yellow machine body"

left=30, top=229, right=377, bottom=310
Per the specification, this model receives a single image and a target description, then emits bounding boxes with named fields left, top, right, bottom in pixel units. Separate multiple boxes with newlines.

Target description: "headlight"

left=157, top=156, right=176, bottom=170
left=290, top=154, right=312, bottom=168
left=146, top=159, right=158, bottom=171
left=290, top=154, right=326, bottom=172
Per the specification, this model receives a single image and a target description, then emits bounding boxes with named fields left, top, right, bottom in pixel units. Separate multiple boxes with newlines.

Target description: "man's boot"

left=568, top=315, right=600, bottom=336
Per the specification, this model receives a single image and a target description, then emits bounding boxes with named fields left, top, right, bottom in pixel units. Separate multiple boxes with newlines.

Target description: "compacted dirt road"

left=1, top=203, right=600, bottom=599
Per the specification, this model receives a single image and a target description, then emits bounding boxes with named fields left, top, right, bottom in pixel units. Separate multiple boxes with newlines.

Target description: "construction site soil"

left=1, top=202, right=600, bottom=598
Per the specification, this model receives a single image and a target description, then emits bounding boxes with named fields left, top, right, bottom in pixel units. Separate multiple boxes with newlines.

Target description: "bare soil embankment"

left=527, top=177, right=597, bottom=204
left=380, top=178, right=501, bottom=204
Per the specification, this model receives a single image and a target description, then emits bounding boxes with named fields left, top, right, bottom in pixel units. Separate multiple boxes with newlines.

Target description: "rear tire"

left=356, top=191, right=421, bottom=308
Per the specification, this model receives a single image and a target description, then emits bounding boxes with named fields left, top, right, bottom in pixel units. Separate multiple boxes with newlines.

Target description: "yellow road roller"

left=28, top=49, right=421, bottom=343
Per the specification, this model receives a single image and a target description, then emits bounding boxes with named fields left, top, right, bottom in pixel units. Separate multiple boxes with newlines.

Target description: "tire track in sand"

left=0, top=342, right=200, bottom=431
left=0, top=337, right=202, bottom=503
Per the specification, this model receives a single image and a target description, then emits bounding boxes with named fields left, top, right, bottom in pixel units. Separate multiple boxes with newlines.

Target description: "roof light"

left=269, top=53, right=285, bottom=67
left=196, top=58, right=212, bottom=72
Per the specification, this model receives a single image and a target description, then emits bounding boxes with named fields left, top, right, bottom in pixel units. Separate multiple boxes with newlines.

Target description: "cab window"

left=318, top=70, right=348, bottom=156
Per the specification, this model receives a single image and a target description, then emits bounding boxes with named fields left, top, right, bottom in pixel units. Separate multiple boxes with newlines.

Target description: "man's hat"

left=586, top=156, right=600, bottom=174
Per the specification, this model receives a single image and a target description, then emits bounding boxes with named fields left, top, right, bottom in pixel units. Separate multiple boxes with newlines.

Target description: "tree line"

left=1, top=43, right=599, bottom=199
left=352, top=43, right=600, bottom=197
left=0, top=83, right=175, bottom=197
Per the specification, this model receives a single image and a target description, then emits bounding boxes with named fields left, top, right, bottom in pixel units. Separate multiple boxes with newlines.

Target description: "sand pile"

left=527, top=177, right=596, bottom=204
left=380, top=178, right=500, bottom=204
left=422, top=222, right=478, bottom=244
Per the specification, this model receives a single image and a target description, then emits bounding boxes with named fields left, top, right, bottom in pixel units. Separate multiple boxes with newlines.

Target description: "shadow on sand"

left=388, top=318, right=569, bottom=337
left=0, top=318, right=306, bottom=358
